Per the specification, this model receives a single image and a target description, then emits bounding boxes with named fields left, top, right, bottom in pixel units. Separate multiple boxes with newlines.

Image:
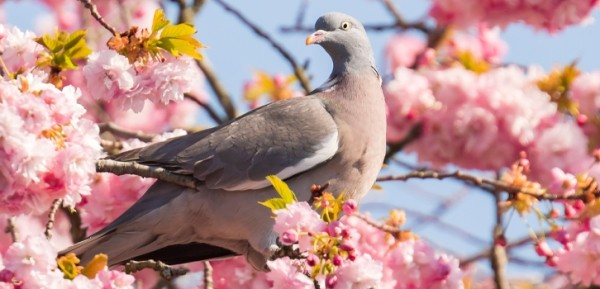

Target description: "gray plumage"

left=61, top=12, right=386, bottom=270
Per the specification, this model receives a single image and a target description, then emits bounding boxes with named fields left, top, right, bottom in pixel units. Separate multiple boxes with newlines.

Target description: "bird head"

left=306, top=12, right=375, bottom=74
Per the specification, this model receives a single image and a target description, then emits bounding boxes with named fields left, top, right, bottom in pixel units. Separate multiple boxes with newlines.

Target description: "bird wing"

left=111, top=96, right=339, bottom=191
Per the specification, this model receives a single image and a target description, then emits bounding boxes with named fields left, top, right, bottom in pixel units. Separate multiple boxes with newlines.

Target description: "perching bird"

left=62, top=12, right=386, bottom=270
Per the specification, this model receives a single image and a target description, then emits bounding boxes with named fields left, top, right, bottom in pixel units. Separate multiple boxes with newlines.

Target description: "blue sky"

left=4, top=0, right=600, bottom=281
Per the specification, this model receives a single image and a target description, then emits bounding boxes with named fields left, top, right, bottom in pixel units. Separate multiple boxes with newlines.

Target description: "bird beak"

left=306, top=30, right=325, bottom=45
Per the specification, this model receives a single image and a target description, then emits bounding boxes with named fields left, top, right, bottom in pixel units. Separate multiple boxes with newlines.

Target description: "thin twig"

left=99, top=122, right=155, bottom=142
left=172, top=0, right=207, bottom=24
left=195, top=60, right=237, bottom=120
left=184, top=93, right=223, bottom=124
left=380, top=0, right=431, bottom=34
left=96, top=159, right=199, bottom=189
left=0, top=56, right=12, bottom=80
left=124, top=260, right=189, bottom=280
left=77, top=0, right=118, bottom=36
left=214, top=0, right=312, bottom=94
left=460, top=233, right=543, bottom=266
left=5, top=217, right=17, bottom=243
left=203, top=261, right=213, bottom=289
left=377, top=170, right=600, bottom=201
left=45, top=199, right=62, bottom=240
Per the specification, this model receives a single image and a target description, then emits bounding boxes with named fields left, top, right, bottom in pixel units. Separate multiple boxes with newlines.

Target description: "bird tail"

left=59, top=181, right=237, bottom=266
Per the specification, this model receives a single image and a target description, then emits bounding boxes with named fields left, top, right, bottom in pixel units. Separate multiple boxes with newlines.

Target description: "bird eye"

left=341, top=22, right=351, bottom=30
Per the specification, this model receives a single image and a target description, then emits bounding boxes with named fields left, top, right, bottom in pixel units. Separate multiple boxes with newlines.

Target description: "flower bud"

left=306, top=254, right=319, bottom=267
left=342, top=199, right=358, bottom=215
left=332, top=255, right=343, bottom=266
left=325, top=275, right=338, bottom=289
left=534, top=240, right=553, bottom=257
left=280, top=229, right=298, bottom=246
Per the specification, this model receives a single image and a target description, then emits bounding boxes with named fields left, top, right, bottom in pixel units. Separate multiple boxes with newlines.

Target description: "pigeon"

left=62, top=11, right=386, bottom=271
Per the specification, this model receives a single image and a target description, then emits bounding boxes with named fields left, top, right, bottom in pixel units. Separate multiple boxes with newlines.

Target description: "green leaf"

left=64, top=30, right=86, bottom=51
left=152, top=9, right=170, bottom=33
left=267, top=175, right=296, bottom=203
left=160, top=23, right=196, bottom=38
left=258, top=176, right=298, bottom=213
left=258, top=199, right=288, bottom=212
left=157, top=38, right=202, bottom=60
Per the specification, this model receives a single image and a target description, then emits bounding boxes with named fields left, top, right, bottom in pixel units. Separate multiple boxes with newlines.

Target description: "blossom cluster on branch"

left=0, top=0, right=599, bottom=288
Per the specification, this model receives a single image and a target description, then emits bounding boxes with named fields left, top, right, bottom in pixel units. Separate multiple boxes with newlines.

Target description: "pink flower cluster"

left=204, top=200, right=463, bottom=289
left=386, top=25, right=507, bottom=71
left=551, top=216, right=600, bottom=286
left=83, top=50, right=202, bottom=112
left=386, top=66, right=557, bottom=170
left=0, top=235, right=134, bottom=289
left=0, top=72, right=102, bottom=215
left=429, top=0, right=599, bottom=32
left=0, top=25, right=43, bottom=75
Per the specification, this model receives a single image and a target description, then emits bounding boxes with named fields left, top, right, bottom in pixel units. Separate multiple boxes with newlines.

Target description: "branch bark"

left=77, top=0, right=118, bottom=36
left=96, top=159, right=199, bottom=189
left=195, top=59, right=237, bottom=121
left=99, top=122, right=155, bottom=142
left=45, top=199, right=62, bottom=240
left=214, top=0, right=312, bottom=94
left=124, top=259, right=189, bottom=280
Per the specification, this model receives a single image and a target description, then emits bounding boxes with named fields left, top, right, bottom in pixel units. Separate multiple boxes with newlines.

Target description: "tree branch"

left=99, top=122, right=155, bottom=142
left=195, top=59, right=237, bottom=121
left=377, top=170, right=600, bottom=201
left=491, top=193, right=510, bottom=289
left=184, top=93, right=223, bottom=124
left=5, top=217, right=17, bottom=243
left=96, top=159, right=199, bottom=189
left=214, top=0, right=312, bottom=94
left=45, top=199, right=62, bottom=240
left=460, top=233, right=540, bottom=266
left=384, top=123, right=422, bottom=162
left=124, top=259, right=189, bottom=280
left=77, top=0, right=118, bottom=36
left=61, top=206, right=87, bottom=243
left=203, top=261, right=213, bottom=289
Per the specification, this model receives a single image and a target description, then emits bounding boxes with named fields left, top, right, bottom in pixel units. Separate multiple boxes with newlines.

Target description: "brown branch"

left=195, top=59, right=237, bottom=121
left=460, top=233, right=539, bottom=266
left=491, top=194, right=510, bottom=289
left=124, top=259, right=189, bottom=280
left=96, top=159, right=199, bottom=189
left=5, top=217, right=17, bottom=243
left=45, top=199, right=62, bottom=240
left=61, top=207, right=87, bottom=243
left=99, top=122, right=155, bottom=142
left=77, top=0, right=118, bottom=36
left=214, top=0, right=312, bottom=94
left=377, top=170, right=600, bottom=201
left=384, top=123, right=422, bottom=162
left=172, top=0, right=207, bottom=23
left=184, top=93, right=223, bottom=124
left=203, top=261, right=213, bottom=289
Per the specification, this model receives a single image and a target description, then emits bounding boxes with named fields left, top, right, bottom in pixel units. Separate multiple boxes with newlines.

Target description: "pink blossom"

left=210, top=257, right=269, bottom=289
left=555, top=219, right=600, bottom=285
left=384, top=67, right=440, bottom=142
left=571, top=71, right=600, bottom=118
left=535, top=240, right=554, bottom=257
left=386, top=34, right=426, bottom=70
left=400, top=66, right=556, bottom=170
left=547, top=168, right=577, bottom=196
left=83, top=50, right=136, bottom=107
left=266, top=257, right=313, bottom=289
left=443, top=25, right=507, bottom=64
left=529, top=120, right=592, bottom=185
left=333, top=255, right=382, bottom=289
left=429, top=0, right=599, bottom=32
left=0, top=73, right=101, bottom=215
left=0, top=25, right=42, bottom=74
left=273, top=202, right=326, bottom=237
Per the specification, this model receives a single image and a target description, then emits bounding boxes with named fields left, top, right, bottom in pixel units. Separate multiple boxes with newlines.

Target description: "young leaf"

left=152, top=9, right=170, bottom=33
left=259, top=176, right=298, bottom=213
left=267, top=175, right=297, bottom=203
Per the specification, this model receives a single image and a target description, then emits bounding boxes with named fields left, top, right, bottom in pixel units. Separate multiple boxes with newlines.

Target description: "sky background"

left=4, top=0, right=600, bottom=282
